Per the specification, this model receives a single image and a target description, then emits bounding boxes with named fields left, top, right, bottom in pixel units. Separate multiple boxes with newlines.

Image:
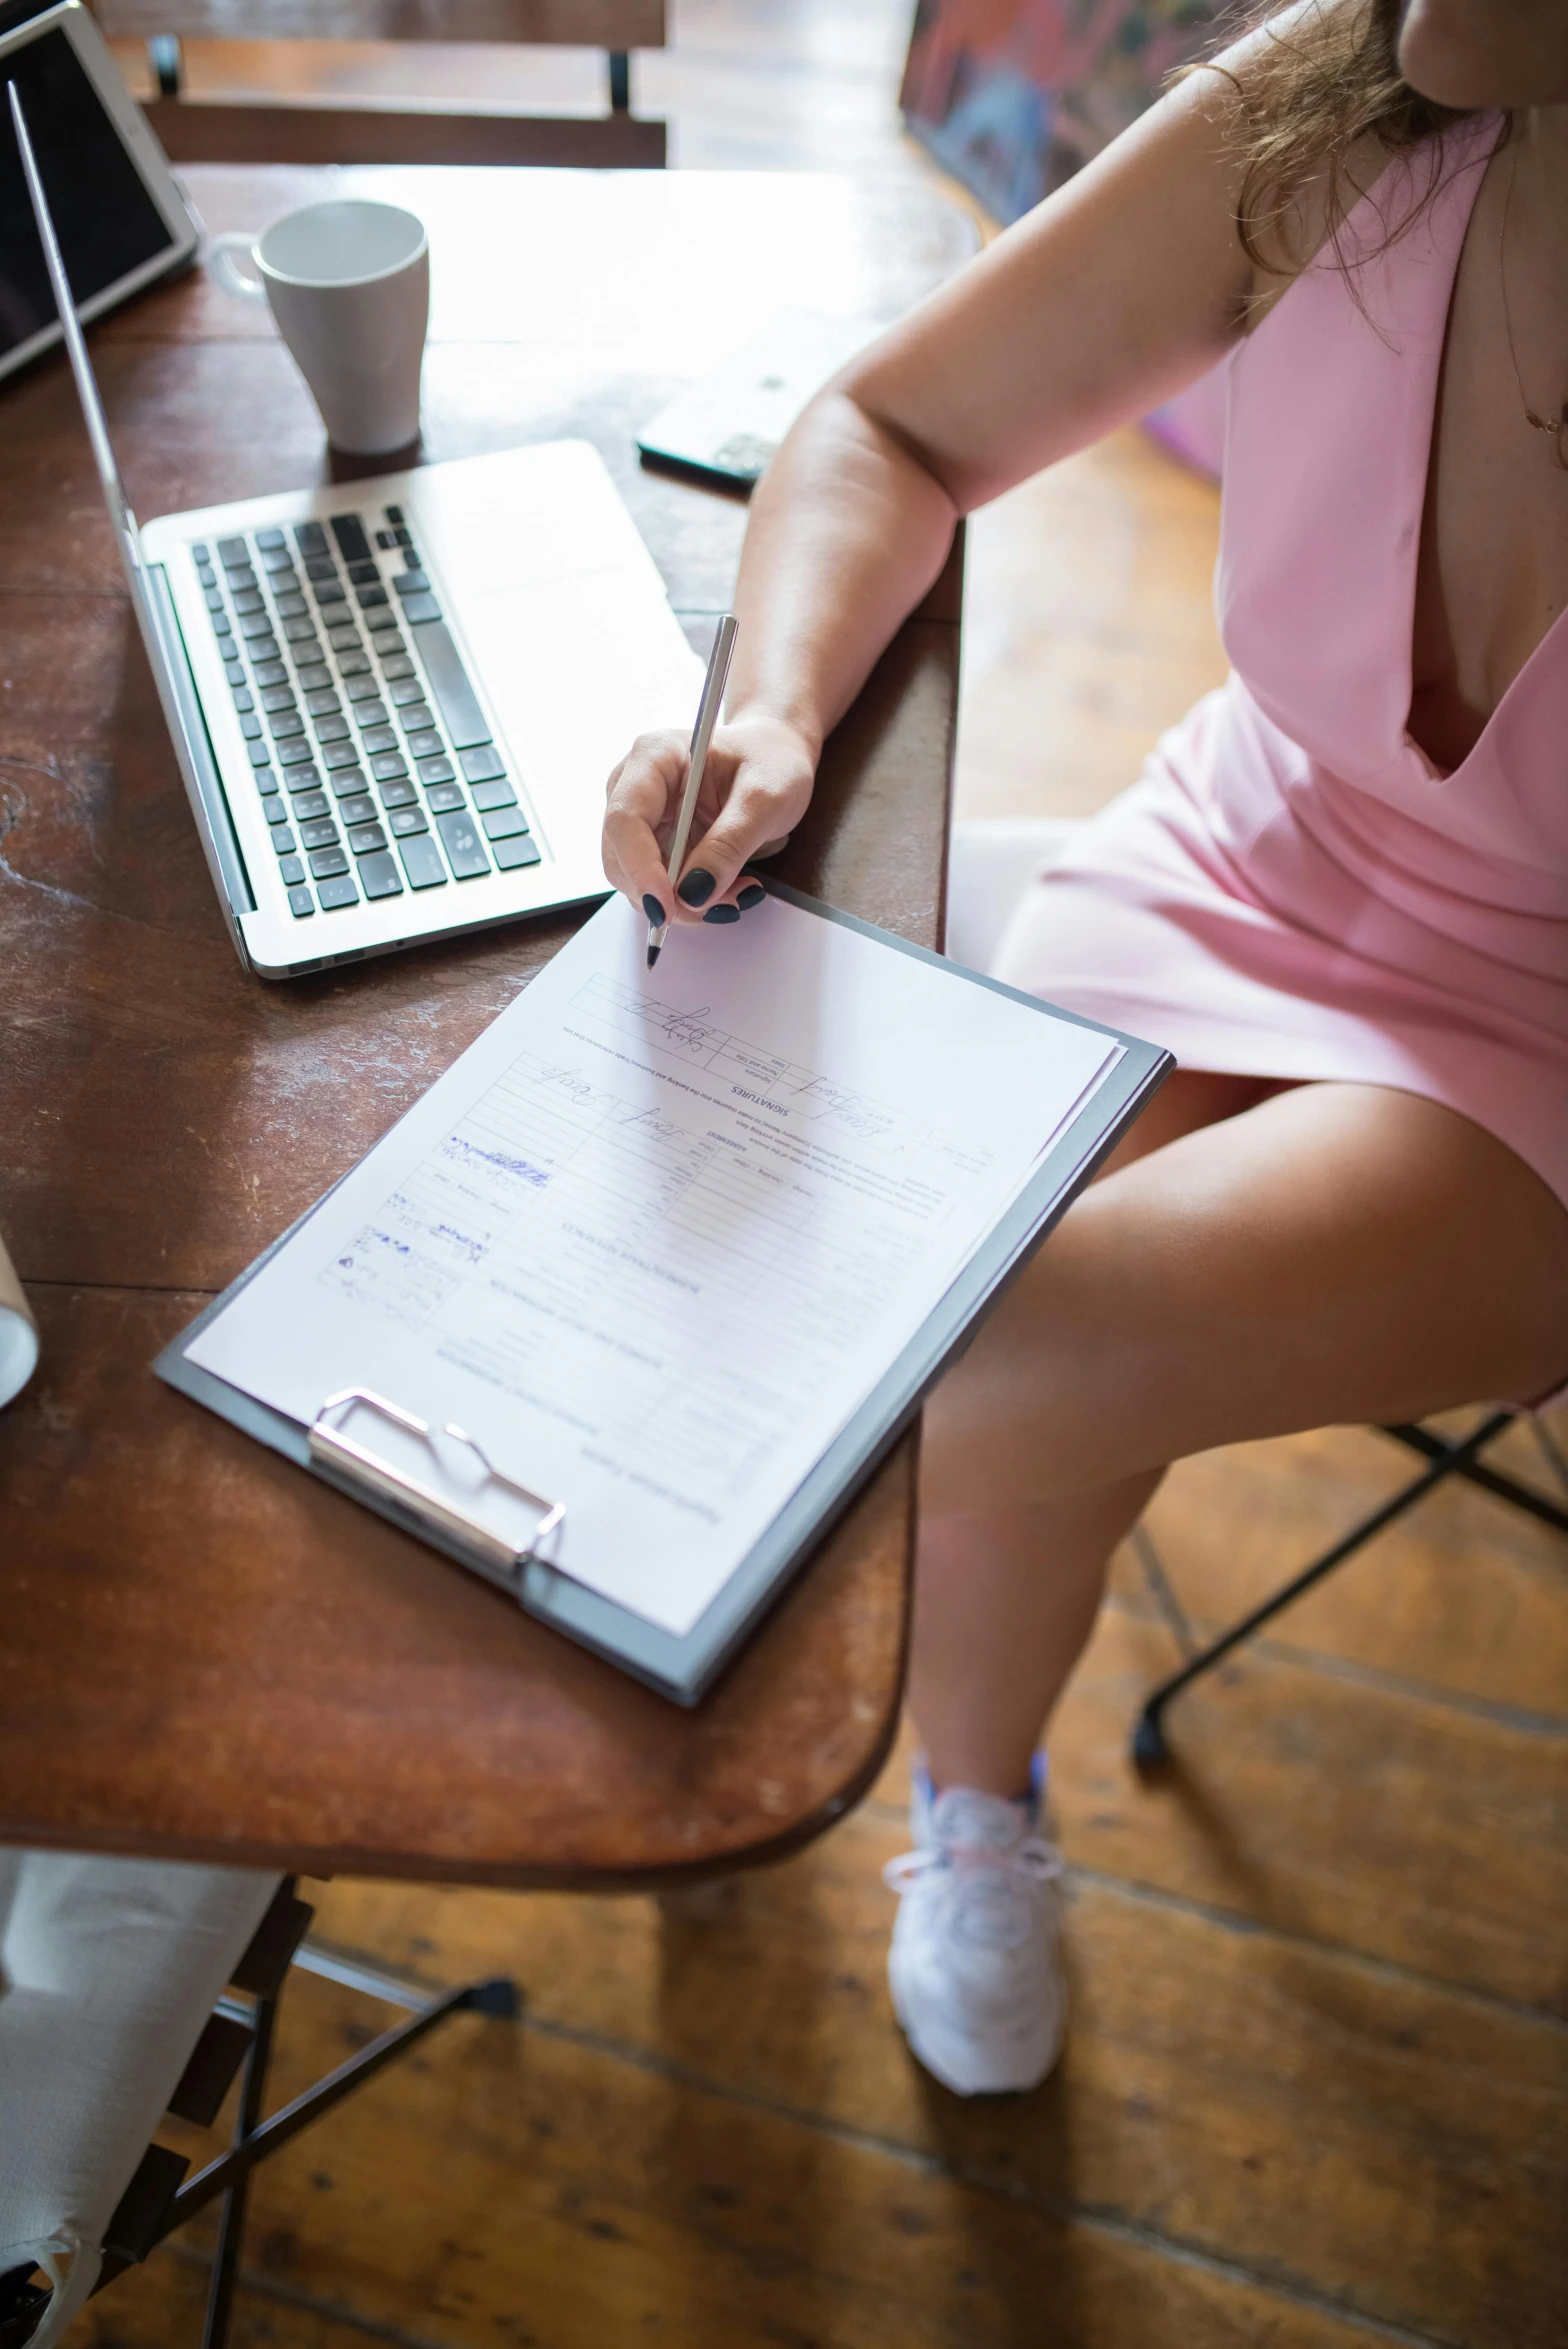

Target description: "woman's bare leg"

left=911, top=1078, right=1568, bottom=1798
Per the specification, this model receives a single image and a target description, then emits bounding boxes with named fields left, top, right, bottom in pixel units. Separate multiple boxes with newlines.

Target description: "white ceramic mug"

left=208, top=200, right=429, bottom=457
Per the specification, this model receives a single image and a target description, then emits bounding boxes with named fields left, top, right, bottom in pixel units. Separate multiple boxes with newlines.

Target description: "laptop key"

left=204, top=587, right=225, bottom=614
left=435, top=809, right=490, bottom=878
left=296, top=521, right=329, bottom=555
left=232, top=685, right=255, bottom=713
left=269, top=710, right=305, bottom=738
left=397, top=701, right=433, bottom=733
left=347, top=560, right=379, bottom=587
left=280, top=856, right=305, bottom=886
left=261, top=684, right=296, bottom=711
left=272, top=827, right=296, bottom=854
left=380, top=653, right=416, bottom=681
left=313, top=581, right=348, bottom=606
left=398, top=832, right=447, bottom=889
left=375, top=528, right=398, bottom=550
left=359, top=724, right=398, bottom=753
left=303, top=558, right=337, bottom=584
left=339, top=793, right=377, bottom=826
left=239, top=612, right=274, bottom=640
left=277, top=739, right=315, bottom=767
left=425, top=781, right=464, bottom=812
left=256, top=527, right=286, bottom=549
left=246, top=740, right=272, bottom=768
left=224, top=659, right=247, bottom=687
left=385, top=504, right=405, bottom=524
left=407, top=731, right=444, bottom=762
left=330, top=514, right=372, bottom=563
left=377, top=776, right=418, bottom=810
left=275, top=593, right=309, bottom=620
left=365, top=608, right=399, bottom=633
left=305, top=687, right=341, bottom=716
left=254, top=767, right=280, bottom=798
left=317, top=873, right=359, bottom=910
left=370, top=750, right=409, bottom=782
left=418, top=756, right=456, bottom=786
left=323, top=742, right=362, bottom=770
left=469, top=778, right=516, bottom=813
left=290, top=788, right=330, bottom=820
left=217, top=536, right=248, bottom=565
left=300, top=818, right=340, bottom=850
left=240, top=713, right=263, bottom=741
left=309, top=845, right=350, bottom=879
left=491, top=831, right=542, bottom=871
left=252, top=658, right=287, bottom=686
left=353, top=700, right=389, bottom=728
left=399, top=591, right=441, bottom=625
left=392, top=569, right=430, bottom=595
left=296, top=662, right=332, bottom=692
left=459, top=745, right=508, bottom=785
left=264, top=799, right=290, bottom=829
left=287, top=884, right=315, bottom=918
left=414, top=619, right=489, bottom=748
left=232, top=587, right=265, bottom=615
left=357, top=848, right=404, bottom=899
left=345, top=673, right=382, bottom=702
left=348, top=820, right=388, bottom=856
left=314, top=714, right=350, bottom=743
left=388, top=805, right=427, bottom=836
left=388, top=675, right=425, bottom=705
left=191, top=541, right=211, bottom=561
left=283, top=616, right=319, bottom=644
left=330, top=767, right=368, bottom=800
left=482, top=805, right=529, bottom=842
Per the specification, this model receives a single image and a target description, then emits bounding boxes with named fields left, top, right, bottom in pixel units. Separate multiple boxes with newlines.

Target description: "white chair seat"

left=0, top=1850, right=279, bottom=2344
left=944, top=816, right=1082, bottom=973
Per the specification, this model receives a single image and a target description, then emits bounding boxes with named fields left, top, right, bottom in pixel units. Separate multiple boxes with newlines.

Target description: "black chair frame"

left=1132, top=1410, right=1568, bottom=1768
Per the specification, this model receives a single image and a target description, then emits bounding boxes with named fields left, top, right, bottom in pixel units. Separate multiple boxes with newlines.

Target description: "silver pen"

left=647, top=613, right=739, bottom=970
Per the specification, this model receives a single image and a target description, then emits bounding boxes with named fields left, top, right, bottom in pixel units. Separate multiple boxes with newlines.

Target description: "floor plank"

left=89, top=1964, right=1474, bottom=2349
left=112, top=1822, right=1558, bottom=2349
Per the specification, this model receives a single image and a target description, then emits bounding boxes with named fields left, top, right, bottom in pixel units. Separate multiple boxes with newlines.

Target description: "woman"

left=602, top=0, right=1568, bottom=2096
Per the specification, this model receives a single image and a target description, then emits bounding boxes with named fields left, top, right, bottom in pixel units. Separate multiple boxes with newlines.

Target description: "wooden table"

left=0, top=166, right=972, bottom=1889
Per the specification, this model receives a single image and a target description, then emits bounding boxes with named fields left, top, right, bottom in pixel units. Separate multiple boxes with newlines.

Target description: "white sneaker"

left=884, top=1766, right=1067, bottom=2096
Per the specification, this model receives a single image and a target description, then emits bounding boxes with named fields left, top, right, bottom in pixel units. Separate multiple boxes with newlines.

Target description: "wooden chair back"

left=92, top=0, right=667, bottom=167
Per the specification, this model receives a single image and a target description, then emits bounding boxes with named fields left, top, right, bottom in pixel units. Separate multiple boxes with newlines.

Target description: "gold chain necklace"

left=1499, top=141, right=1568, bottom=471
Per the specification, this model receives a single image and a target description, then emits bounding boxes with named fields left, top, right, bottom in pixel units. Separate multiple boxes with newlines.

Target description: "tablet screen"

left=0, top=25, right=178, bottom=361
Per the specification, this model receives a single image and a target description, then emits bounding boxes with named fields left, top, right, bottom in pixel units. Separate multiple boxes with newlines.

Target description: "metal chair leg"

left=152, top=1945, right=520, bottom=2343
left=1131, top=1411, right=1516, bottom=1769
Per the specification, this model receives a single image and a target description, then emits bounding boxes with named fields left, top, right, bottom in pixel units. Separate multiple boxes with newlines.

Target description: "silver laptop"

left=8, top=79, right=701, bottom=980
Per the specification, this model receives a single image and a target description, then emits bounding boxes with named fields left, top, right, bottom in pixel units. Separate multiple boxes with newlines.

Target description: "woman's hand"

left=602, top=710, right=817, bottom=926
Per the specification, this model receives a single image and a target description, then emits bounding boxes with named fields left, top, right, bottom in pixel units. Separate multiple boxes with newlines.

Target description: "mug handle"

left=207, top=230, right=266, bottom=301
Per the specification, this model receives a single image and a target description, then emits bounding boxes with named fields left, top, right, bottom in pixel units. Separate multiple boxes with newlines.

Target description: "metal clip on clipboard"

left=309, top=1387, right=565, bottom=1592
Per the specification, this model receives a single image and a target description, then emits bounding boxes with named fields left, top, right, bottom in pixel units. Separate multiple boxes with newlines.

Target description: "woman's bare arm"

left=603, top=46, right=1260, bottom=926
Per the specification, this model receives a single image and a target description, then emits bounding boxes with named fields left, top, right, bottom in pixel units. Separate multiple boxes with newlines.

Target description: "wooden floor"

left=77, top=8, right=1568, bottom=2346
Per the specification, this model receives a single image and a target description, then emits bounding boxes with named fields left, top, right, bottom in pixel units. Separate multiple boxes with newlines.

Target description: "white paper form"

left=188, top=893, right=1120, bottom=1636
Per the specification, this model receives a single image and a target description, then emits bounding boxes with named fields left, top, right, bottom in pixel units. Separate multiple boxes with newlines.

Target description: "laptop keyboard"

left=192, top=506, right=543, bottom=920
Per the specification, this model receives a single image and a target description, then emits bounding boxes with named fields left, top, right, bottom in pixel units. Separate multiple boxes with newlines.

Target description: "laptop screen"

left=0, top=24, right=177, bottom=362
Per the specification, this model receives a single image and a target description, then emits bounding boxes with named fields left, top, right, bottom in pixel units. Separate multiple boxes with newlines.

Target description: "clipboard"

left=155, top=883, right=1171, bottom=1706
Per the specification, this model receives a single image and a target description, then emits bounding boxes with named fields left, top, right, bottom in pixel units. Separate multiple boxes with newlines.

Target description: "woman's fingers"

left=602, top=731, right=689, bottom=916
left=601, top=717, right=817, bottom=925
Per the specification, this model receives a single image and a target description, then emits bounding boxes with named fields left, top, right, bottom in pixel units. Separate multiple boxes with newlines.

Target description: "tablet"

left=0, top=0, right=200, bottom=384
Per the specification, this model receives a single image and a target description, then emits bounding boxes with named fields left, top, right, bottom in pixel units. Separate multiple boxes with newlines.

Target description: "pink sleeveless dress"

left=994, top=112, right=1568, bottom=1219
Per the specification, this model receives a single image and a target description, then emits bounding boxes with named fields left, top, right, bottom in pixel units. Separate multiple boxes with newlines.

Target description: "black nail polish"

left=641, top=893, right=665, bottom=925
left=703, top=903, right=741, bottom=925
left=737, top=880, right=765, bottom=910
left=677, top=868, right=715, bottom=907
